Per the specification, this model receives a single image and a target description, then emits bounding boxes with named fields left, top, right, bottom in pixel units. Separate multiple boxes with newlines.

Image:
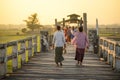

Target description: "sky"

left=0, top=0, right=120, bottom=25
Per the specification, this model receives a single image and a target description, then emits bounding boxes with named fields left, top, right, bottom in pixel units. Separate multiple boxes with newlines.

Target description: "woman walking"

left=71, top=26, right=89, bottom=66
left=52, top=25, right=66, bottom=67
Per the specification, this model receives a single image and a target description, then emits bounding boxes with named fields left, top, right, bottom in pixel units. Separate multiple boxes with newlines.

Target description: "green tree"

left=24, top=13, right=41, bottom=31
left=21, top=28, right=27, bottom=33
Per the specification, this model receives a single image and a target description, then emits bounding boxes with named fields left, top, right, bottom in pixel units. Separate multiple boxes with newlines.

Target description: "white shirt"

left=52, top=30, right=66, bottom=47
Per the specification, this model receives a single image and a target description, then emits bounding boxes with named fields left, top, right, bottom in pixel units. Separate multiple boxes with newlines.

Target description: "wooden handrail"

left=99, top=37, right=120, bottom=71
left=0, top=35, right=40, bottom=78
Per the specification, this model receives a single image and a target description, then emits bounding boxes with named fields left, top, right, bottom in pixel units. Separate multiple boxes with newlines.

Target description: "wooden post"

left=83, top=13, right=87, bottom=34
left=0, top=44, right=7, bottom=78
left=115, top=43, right=120, bottom=71
left=55, top=19, right=57, bottom=26
left=12, top=41, right=18, bottom=71
left=63, top=18, right=65, bottom=27
left=20, top=40, right=26, bottom=64
left=33, top=36, right=37, bottom=54
left=113, top=43, right=116, bottom=69
left=28, top=37, right=32, bottom=58
left=96, top=18, right=99, bottom=36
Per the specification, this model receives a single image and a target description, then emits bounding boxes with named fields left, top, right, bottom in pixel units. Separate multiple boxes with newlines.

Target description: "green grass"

left=0, top=30, right=21, bottom=36
left=0, top=29, right=35, bottom=43
left=99, top=33, right=120, bottom=37
left=99, top=33, right=120, bottom=41
left=0, top=36, right=27, bottom=43
left=0, top=30, right=29, bottom=43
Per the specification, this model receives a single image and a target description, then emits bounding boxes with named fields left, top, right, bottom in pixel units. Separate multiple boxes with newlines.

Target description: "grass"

left=99, top=33, right=120, bottom=41
left=99, top=33, right=120, bottom=37
left=0, top=30, right=29, bottom=44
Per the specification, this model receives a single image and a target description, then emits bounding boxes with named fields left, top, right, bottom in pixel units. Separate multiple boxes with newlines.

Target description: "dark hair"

left=79, top=26, right=83, bottom=32
left=57, top=25, right=61, bottom=30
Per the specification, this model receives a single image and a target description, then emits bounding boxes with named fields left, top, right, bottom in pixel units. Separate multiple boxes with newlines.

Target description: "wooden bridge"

left=1, top=44, right=120, bottom=80
left=1, top=30, right=120, bottom=80
left=1, top=13, right=120, bottom=79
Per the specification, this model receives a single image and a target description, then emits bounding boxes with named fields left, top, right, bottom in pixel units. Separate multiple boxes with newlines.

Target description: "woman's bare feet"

left=79, top=61, right=82, bottom=66
left=60, top=62, right=63, bottom=66
left=56, top=62, right=59, bottom=67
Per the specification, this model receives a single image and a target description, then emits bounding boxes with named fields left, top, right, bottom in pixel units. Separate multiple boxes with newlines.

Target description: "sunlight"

left=0, top=0, right=120, bottom=25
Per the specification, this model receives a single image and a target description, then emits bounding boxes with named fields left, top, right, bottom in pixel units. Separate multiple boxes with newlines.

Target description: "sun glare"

left=0, top=0, right=120, bottom=25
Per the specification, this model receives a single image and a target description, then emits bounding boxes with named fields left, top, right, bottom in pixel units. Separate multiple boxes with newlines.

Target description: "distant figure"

left=43, top=35, right=49, bottom=51
left=41, top=35, right=49, bottom=52
left=52, top=25, right=66, bottom=67
left=41, top=36, right=46, bottom=52
left=66, top=27, right=71, bottom=44
left=74, top=26, right=78, bottom=32
left=71, top=26, right=75, bottom=40
left=63, top=26, right=68, bottom=42
left=71, top=26, right=89, bottom=66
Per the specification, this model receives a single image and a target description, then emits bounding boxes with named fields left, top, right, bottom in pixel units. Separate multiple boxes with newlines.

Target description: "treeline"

left=0, top=24, right=26, bottom=30
left=88, top=24, right=120, bottom=28
left=99, top=28, right=120, bottom=34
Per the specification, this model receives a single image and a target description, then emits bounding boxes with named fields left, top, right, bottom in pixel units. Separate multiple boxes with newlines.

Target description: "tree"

left=24, top=13, right=41, bottom=31
left=21, top=28, right=27, bottom=33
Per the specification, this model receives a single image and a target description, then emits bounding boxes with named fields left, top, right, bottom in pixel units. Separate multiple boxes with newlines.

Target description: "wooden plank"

left=3, top=45, right=120, bottom=80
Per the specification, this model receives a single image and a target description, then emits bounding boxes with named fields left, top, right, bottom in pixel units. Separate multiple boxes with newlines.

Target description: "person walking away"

left=71, top=26, right=75, bottom=40
left=71, top=26, right=89, bottom=66
left=64, top=26, right=68, bottom=42
left=66, top=27, right=72, bottom=44
left=52, top=25, right=66, bottom=67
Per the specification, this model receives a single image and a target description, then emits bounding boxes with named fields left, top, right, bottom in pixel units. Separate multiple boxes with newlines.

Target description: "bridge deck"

left=3, top=45, right=120, bottom=80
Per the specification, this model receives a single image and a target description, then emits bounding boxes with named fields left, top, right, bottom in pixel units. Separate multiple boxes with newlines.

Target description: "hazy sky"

left=0, top=0, right=120, bottom=25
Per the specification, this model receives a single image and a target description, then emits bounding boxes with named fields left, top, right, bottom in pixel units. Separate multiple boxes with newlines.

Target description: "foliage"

left=16, top=32, right=20, bottom=35
left=21, top=28, right=27, bottom=33
left=24, top=13, right=42, bottom=31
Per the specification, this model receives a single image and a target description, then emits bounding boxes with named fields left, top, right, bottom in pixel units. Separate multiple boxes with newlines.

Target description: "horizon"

left=0, top=0, right=120, bottom=25
left=0, top=23, right=120, bottom=25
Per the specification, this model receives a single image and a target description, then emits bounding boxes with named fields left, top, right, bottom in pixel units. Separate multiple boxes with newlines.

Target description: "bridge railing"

left=99, top=37, right=120, bottom=71
left=0, top=35, right=40, bottom=78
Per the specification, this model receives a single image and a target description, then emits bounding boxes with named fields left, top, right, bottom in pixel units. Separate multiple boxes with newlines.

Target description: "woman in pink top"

left=71, top=26, right=89, bottom=66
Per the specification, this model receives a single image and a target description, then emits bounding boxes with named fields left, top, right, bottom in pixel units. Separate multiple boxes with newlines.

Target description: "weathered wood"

left=28, top=38, right=32, bottom=58
left=7, top=41, right=17, bottom=47
left=20, top=40, right=26, bottom=64
left=0, top=44, right=7, bottom=77
left=33, top=36, right=37, bottom=54
left=0, top=44, right=6, bottom=49
left=12, top=41, right=18, bottom=71
left=83, top=13, right=87, bottom=34
left=99, top=37, right=120, bottom=71
left=0, top=35, right=41, bottom=79
left=3, top=45, right=120, bottom=80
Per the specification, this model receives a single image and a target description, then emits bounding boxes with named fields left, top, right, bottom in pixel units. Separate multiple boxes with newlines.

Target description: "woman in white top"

left=52, top=25, right=66, bottom=67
